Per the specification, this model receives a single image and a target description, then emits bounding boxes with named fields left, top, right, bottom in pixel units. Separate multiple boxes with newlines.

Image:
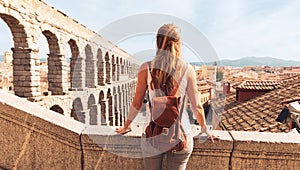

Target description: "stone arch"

left=126, top=60, right=129, bottom=74
left=42, top=30, right=66, bottom=95
left=97, top=48, right=105, bottom=85
left=113, top=86, right=118, bottom=126
left=123, top=60, right=126, bottom=75
left=0, top=14, right=29, bottom=48
left=121, top=84, right=126, bottom=122
left=112, top=55, right=116, bottom=81
left=116, top=57, right=120, bottom=81
left=131, top=82, right=135, bottom=98
left=0, top=14, right=39, bottom=97
left=105, top=52, right=111, bottom=84
left=68, top=39, right=79, bottom=59
left=99, top=90, right=106, bottom=125
left=107, top=88, right=113, bottom=126
left=71, top=98, right=85, bottom=123
left=68, top=39, right=80, bottom=89
left=85, top=44, right=96, bottom=88
left=117, top=85, right=123, bottom=125
left=121, top=59, right=125, bottom=74
left=128, top=61, right=131, bottom=78
left=88, top=94, right=97, bottom=125
left=125, top=83, right=129, bottom=115
left=50, top=105, right=64, bottom=114
left=42, top=30, right=60, bottom=54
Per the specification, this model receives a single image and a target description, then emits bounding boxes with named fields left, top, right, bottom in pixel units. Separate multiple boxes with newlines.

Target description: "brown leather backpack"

left=145, top=63, right=188, bottom=153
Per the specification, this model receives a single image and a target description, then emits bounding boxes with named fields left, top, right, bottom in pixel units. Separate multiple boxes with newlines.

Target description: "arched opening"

left=125, top=83, right=129, bottom=117
left=97, top=48, right=105, bottom=86
left=99, top=91, right=106, bottom=125
left=126, top=60, right=129, bottom=75
left=128, top=62, right=134, bottom=78
left=128, top=61, right=131, bottom=78
left=107, top=88, right=113, bottom=126
left=121, top=58, right=125, bottom=75
left=37, top=32, right=49, bottom=95
left=105, top=52, right=111, bottom=84
left=118, top=86, right=123, bottom=125
left=42, top=30, right=65, bottom=95
left=116, top=57, right=120, bottom=81
left=112, top=55, right=116, bottom=81
left=113, top=86, right=118, bottom=126
left=0, top=14, right=35, bottom=97
left=71, top=98, right=85, bottom=123
left=64, top=40, right=72, bottom=90
left=68, top=39, right=82, bottom=89
left=88, top=94, right=97, bottom=125
left=50, top=105, right=64, bottom=114
left=0, top=17, right=14, bottom=92
left=85, top=45, right=96, bottom=88
left=121, top=84, right=126, bottom=122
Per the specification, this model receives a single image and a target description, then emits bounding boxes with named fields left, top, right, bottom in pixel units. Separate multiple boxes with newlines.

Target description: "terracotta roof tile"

left=214, top=75, right=300, bottom=133
left=237, top=80, right=281, bottom=90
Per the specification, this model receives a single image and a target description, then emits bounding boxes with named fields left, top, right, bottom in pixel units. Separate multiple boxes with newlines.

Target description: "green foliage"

left=216, top=71, right=223, bottom=82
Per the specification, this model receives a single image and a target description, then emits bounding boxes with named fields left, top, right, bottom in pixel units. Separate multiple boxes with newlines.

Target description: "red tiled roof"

left=212, top=75, right=300, bottom=133
left=198, top=85, right=212, bottom=91
left=237, top=80, right=281, bottom=90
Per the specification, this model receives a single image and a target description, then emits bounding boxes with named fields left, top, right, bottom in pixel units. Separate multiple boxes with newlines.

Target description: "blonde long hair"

left=150, top=24, right=182, bottom=95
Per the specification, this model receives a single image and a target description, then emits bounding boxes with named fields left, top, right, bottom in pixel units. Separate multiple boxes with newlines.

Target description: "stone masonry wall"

left=0, top=90, right=299, bottom=170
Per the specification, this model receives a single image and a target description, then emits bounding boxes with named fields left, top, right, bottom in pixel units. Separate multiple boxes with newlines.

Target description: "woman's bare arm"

left=186, top=65, right=207, bottom=131
left=186, top=65, right=219, bottom=142
left=116, top=62, right=148, bottom=133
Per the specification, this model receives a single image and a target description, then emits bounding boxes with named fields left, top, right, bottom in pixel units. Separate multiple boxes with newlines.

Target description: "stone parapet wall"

left=230, top=131, right=300, bottom=170
left=0, top=90, right=299, bottom=169
left=0, top=91, right=84, bottom=169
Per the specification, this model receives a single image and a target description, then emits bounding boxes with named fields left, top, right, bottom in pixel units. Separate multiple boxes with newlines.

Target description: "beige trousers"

left=141, top=134, right=193, bottom=170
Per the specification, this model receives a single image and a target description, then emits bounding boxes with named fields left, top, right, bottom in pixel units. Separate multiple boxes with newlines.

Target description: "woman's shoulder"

left=138, top=61, right=151, bottom=72
left=185, top=62, right=193, bottom=68
left=182, top=62, right=195, bottom=72
left=141, top=61, right=151, bottom=66
left=184, top=62, right=196, bottom=79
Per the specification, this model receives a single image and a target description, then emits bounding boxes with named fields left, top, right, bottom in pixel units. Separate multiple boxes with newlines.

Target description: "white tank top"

left=146, top=62, right=192, bottom=135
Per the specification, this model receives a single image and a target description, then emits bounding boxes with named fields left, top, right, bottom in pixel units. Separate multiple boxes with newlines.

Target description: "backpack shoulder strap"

left=146, top=62, right=153, bottom=121
left=170, top=63, right=188, bottom=96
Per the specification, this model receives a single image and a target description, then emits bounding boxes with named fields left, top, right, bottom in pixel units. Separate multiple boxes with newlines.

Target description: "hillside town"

left=0, top=0, right=300, bottom=168
left=1, top=51, right=300, bottom=134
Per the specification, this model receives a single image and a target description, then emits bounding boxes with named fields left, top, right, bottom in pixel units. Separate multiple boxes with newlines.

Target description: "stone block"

left=230, top=131, right=300, bottom=170
left=82, top=126, right=144, bottom=170
left=187, top=130, right=233, bottom=170
left=13, top=71, right=31, bottom=76
left=0, top=91, right=85, bottom=169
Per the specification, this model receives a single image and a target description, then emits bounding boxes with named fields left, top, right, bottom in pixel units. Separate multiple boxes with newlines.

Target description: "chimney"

left=223, top=82, right=230, bottom=95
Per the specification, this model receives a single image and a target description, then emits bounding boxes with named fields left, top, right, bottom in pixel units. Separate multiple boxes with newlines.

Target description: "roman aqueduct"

left=0, top=0, right=140, bottom=126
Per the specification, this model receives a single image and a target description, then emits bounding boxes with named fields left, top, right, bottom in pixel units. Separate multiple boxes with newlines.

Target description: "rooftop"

left=237, top=80, right=281, bottom=90
left=215, top=75, right=300, bottom=132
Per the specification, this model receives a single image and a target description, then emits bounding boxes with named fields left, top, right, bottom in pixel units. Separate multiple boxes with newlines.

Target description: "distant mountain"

left=191, top=57, right=300, bottom=67
left=40, top=58, right=47, bottom=62
left=0, top=55, right=3, bottom=62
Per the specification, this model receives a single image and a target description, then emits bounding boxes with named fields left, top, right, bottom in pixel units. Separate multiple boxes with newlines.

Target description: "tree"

left=216, top=71, right=223, bottom=82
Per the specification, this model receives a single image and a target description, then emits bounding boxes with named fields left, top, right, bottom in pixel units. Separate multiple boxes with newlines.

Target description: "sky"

left=1, top=0, right=300, bottom=62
